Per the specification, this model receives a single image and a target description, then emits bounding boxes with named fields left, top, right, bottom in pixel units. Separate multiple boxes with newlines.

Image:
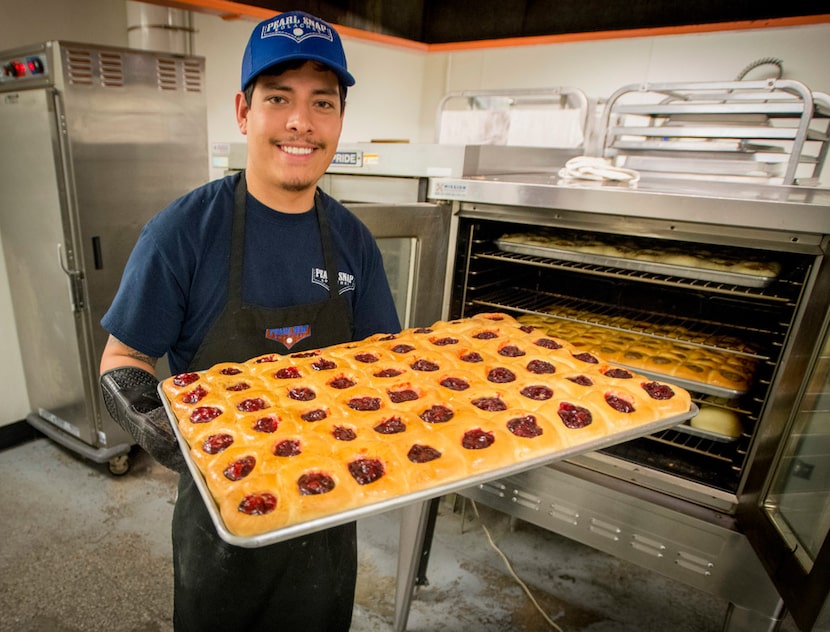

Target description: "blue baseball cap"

left=241, top=11, right=355, bottom=90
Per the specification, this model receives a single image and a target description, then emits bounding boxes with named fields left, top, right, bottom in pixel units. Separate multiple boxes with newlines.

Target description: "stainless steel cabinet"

left=0, top=41, right=208, bottom=472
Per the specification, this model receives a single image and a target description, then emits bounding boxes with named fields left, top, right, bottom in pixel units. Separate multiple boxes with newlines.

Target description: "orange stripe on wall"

left=429, top=14, right=830, bottom=52
left=139, top=1, right=830, bottom=53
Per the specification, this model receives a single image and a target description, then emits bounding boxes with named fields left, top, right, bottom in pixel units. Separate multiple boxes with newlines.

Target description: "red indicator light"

left=9, top=60, right=26, bottom=77
left=26, top=57, right=44, bottom=74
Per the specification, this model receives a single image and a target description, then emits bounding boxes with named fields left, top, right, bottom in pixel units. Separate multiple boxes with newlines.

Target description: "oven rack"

left=467, top=286, right=773, bottom=360
left=476, top=248, right=795, bottom=303
left=650, top=427, right=738, bottom=461
left=597, top=433, right=743, bottom=490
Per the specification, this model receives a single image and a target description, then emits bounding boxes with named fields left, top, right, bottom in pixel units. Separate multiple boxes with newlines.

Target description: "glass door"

left=346, top=202, right=453, bottom=329
left=766, top=324, right=830, bottom=568
left=375, top=237, right=417, bottom=329
left=744, top=307, right=830, bottom=630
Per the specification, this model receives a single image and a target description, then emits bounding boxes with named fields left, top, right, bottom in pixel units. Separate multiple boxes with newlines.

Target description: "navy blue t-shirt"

left=102, top=173, right=401, bottom=374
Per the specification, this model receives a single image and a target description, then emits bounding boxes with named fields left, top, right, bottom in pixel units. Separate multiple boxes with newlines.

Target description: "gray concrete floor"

left=0, top=437, right=803, bottom=632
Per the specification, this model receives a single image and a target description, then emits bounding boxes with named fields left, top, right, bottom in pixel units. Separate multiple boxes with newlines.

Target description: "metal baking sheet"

left=496, top=239, right=775, bottom=288
left=160, top=384, right=697, bottom=548
left=612, top=364, right=747, bottom=398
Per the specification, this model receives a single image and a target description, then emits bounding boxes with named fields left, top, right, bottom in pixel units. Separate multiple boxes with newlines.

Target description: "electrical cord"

left=469, top=499, right=565, bottom=631
left=735, top=57, right=783, bottom=81
left=557, top=156, right=640, bottom=185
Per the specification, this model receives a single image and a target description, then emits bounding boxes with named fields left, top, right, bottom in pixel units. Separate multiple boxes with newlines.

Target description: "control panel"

left=0, top=52, right=48, bottom=85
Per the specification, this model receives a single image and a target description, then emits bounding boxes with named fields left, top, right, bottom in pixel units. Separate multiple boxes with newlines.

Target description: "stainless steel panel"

left=428, top=174, right=830, bottom=242
left=322, top=174, right=426, bottom=204
left=57, top=42, right=209, bottom=431
left=327, top=142, right=475, bottom=177
left=461, top=462, right=786, bottom=628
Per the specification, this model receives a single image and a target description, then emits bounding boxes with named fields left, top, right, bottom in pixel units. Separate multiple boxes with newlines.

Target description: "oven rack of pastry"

left=494, top=231, right=780, bottom=289
left=468, top=289, right=771, bottom=358
left=514, top=312, right=757, bottom=397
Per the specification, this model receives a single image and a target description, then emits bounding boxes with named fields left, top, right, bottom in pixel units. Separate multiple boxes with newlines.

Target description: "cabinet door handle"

left=57, top=243, right=85, bottom=311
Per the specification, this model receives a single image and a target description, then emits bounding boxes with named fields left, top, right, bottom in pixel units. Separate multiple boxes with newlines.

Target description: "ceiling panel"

left=238, top=1, right=828, bottom=43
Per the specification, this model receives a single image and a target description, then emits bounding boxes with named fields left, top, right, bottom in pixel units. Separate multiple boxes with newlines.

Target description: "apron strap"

left=228, top=171, right=247, bottom=309
left=315, top=189, right=341, bottom=298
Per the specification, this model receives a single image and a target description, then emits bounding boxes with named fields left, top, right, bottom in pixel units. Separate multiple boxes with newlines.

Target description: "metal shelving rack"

left=600, top=79, right=830, bottom=185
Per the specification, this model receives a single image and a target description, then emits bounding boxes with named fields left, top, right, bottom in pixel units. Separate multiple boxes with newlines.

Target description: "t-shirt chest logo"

left=312, top=267, right=356, bottom=294
left=265, top=325, right=311, bottom=349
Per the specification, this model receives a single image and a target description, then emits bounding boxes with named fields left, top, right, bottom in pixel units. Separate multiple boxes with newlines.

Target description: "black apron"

left=172, top=172, right=357, bottom=632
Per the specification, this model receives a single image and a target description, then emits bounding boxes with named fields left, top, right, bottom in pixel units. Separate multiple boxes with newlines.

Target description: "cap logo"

left=260, top=14, right=334, bottom=44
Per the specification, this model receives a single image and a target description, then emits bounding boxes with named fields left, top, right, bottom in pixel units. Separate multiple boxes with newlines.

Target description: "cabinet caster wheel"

left=108, top=454, right=130, bottom=476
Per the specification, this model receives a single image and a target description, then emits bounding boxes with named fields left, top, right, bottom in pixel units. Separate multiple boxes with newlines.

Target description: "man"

left=99, top=10, right=400, bottom=631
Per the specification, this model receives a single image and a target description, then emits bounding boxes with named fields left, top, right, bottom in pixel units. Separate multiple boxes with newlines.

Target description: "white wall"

left=433, top=24, right=830, bottom=174
left=439, top=25, right=829, bottom=95
left=0, top=1, right=828, bottom=425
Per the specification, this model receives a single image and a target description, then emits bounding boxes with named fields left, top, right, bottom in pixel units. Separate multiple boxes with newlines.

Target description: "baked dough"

left=499, top=231, right=781, bottom=279
left=518, top=312, right=757, bottom=393
left=161, top=312, right=691, bottom=538
left=689, top=405, right=742, bottom=438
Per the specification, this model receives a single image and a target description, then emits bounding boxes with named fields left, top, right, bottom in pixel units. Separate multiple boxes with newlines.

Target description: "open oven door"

left=738, top=249, right=830, bottom=631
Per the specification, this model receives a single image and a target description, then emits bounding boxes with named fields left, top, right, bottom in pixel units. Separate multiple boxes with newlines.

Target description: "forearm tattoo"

left=127, top=349, right=159, bottom=369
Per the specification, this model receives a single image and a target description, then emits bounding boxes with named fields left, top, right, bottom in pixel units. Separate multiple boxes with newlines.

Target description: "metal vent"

left=99, top=51, right=124, bottom=87
left=157, top=58, right=179, bottom=91
left=64, top=47, right=124, bottom=87
left=64, top=48, right=94, bottom=86
left=156, top=57, right=204, bottom=93
left=182, top=59, right=203, bottom=93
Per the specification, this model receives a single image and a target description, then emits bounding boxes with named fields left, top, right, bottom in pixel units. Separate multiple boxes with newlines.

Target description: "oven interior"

left=449, top=215, right=814, bottom=501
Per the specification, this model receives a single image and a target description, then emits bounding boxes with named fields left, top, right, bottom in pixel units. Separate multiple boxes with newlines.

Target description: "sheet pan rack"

left=599, top=79, right=830, bottom=185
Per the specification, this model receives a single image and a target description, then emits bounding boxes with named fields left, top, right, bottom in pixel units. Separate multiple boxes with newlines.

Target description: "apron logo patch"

left=311, top=267, right=356, bottom=294
left=265, top=325, right=311, bottom=349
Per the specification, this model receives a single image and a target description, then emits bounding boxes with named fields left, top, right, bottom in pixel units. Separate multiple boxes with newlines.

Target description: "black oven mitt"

left=100, top=367, right=186, bottom=473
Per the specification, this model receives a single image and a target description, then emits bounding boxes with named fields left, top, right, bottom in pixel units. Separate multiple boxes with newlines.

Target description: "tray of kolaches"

left=160, top=312, right=696, bottom=547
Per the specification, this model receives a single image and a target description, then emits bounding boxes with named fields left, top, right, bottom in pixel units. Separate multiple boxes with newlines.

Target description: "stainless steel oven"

left=414, top=173, right=830, bottom=631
